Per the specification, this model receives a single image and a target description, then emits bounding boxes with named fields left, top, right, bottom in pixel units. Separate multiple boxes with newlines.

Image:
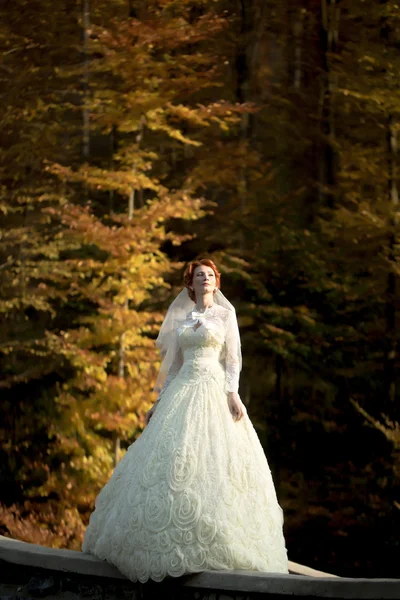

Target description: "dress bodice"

left=177, top=324, right=225, bottom=384
left=180, top=322, right=223, bottom=360
left=158, top=303, right=241, bottom=396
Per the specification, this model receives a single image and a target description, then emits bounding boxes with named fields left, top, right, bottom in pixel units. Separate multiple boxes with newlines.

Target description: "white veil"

left=154, top=288, right=241, bottom=393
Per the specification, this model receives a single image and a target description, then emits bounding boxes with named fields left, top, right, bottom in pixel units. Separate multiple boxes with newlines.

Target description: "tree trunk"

left=109, top=125, right=116, bottom=212
left=113, top=434, right=121, bottom=468
left=317, top=0, right=340, bottom=208
left=114, top=116, right=145, bottom=467
left=293, top=7, right=305, bottom=90
left=82, top=0, right=90, bottom=159
left=235, top=0, right=254, bottom=257
left=235, top=0, right=252, bottom=217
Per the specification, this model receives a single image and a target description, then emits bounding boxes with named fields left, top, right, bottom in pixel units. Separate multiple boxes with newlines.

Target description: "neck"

left=195, top=292, right=214, bottom=311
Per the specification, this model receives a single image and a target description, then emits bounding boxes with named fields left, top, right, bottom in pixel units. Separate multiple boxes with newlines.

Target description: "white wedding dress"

left=82, top=303, right=288, bottom=582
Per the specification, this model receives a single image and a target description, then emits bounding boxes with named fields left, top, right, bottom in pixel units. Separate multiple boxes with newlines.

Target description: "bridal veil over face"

left=154, top=288, right=242, bottom=393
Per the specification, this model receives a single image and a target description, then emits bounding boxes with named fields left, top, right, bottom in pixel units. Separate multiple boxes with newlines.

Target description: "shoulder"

left=213, top=304, right=237, bottom=324
left=213, top=304, right=231, bottom=316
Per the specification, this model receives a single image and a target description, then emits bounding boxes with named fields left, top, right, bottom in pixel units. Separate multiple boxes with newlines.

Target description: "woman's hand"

left=228, top=392, right=245, bottom=422
left=145, top=401, right=158, bottom=426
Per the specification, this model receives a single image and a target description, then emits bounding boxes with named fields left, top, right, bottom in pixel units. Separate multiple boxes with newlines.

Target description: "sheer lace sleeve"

left=154, top=325, right=183, bottom=397
left=157, top=345, right=183, bottom=399
left=225, top=309, right=242, bottom=393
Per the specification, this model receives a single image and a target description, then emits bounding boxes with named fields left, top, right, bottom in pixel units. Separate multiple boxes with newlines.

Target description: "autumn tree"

left=0, top=0, right=250, bottom=518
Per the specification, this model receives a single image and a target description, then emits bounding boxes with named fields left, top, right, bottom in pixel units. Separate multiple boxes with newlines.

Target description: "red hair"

left=184, top=259, right=221, bottom=302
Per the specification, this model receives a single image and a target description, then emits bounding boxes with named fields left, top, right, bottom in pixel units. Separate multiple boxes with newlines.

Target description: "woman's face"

left=191, top=265, right=217, bottom=299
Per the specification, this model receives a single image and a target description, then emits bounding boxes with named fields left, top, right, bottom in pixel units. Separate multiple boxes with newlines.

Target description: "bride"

left=82, top=258, right=288, bottom=582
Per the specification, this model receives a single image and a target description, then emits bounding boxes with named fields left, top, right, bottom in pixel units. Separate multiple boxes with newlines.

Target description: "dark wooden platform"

left=0, top=535, right=398, bottom=599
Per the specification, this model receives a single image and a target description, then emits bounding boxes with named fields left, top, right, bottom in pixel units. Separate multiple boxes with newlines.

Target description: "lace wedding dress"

left=82, top=303, right=288, bottom=582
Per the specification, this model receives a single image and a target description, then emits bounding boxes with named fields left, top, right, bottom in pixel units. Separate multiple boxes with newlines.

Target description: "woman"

left=82, top=258, right=288, bottom=582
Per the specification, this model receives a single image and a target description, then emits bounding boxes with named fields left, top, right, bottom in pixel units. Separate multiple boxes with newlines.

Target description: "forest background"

left=0, top=0, right=399, bottom=578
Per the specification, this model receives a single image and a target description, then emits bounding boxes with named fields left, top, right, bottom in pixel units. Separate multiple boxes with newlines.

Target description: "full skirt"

left=82, top=366, right=288, bottom=582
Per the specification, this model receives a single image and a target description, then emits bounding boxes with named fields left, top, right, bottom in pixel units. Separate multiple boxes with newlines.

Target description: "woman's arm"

left=225, top=310, right=245, bottom=421
left=225, top=309, right=241, bottom=393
